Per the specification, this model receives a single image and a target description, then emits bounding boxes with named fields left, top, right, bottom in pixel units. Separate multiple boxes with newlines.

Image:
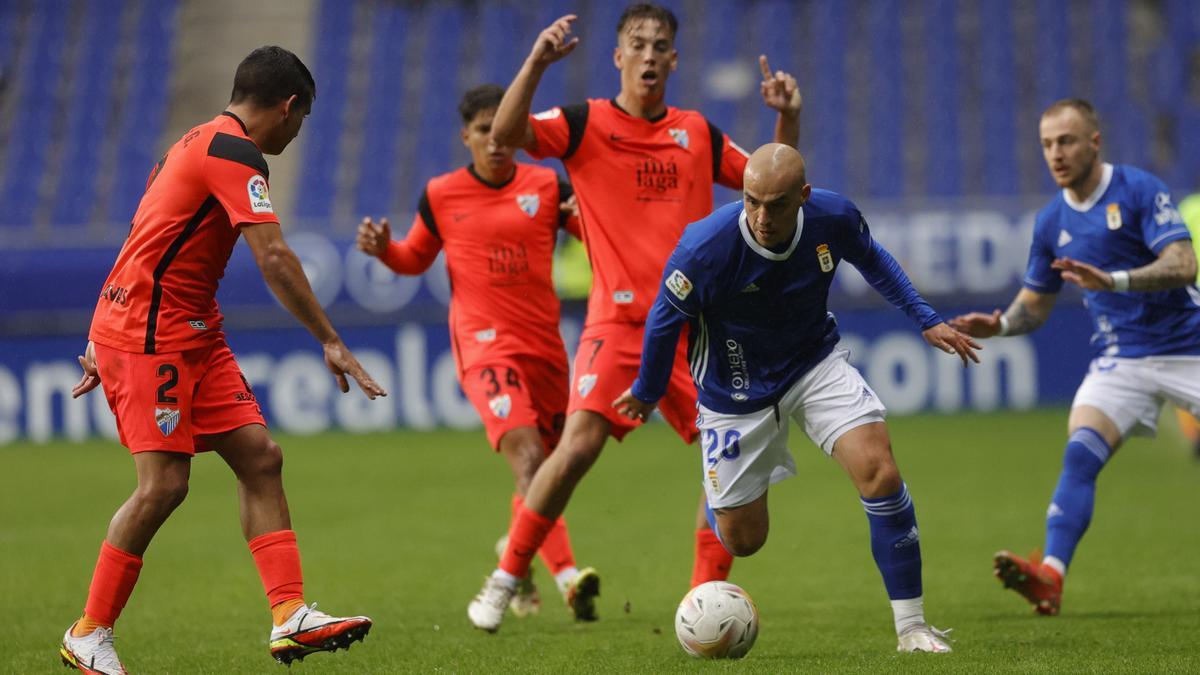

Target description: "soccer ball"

left=674, top=581, right=759, bottom=659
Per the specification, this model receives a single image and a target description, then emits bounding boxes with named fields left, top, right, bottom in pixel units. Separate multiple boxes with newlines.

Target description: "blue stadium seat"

left=52, top=0, right=122, bottom=226
left=295, top=0, right=355, bottom=220
left=750, top=0, right=797, bottom=153
left=107, top=0, right=180, bottom=224
left=413, top=4, right=467, bottom=194
left=979, top=0, right=1018, bottom=196
left=0, top=0, right=71, bottom=228
left=866, top=0, right=904, bottom=199
left=353, top=2, right=409, bottom=219
left=922, top=0, right=963, bottom=197
left=804, top=0, right=848, bottom=194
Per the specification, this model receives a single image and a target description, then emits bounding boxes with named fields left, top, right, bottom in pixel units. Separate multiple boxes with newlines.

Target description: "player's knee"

left=138, top=476, right=189, bottom=512
left=857, top=460, right=902, bottom=499
left=554, top=440, right=601, bottom=482
left=252, top=439, right=285, bottom=479
left=722, top=526, right=767, bottom=557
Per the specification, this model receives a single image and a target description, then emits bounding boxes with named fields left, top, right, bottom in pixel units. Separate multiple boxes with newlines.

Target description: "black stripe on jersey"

left=561, top=104, right=589, bottom=161
left=208, top=132, right=269, bottom=179
left=221, top=111, right=250, bottom=134
left=144, top=196, right=218, bottom=354
left=418, top=189, right=439, bottom=240
left=557, top=177, right=574, bottom=229
left=706, top=120, right=724, bottom=181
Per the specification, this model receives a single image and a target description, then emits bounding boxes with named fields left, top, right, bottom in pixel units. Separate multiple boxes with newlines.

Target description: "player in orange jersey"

left=468, top=4, right=802, bottom=632
left=356, top=84, right=588, bottom=620
left=60, top=47, right=384, bottom=674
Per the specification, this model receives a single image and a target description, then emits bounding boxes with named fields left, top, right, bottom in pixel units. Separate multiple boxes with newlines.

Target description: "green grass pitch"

left=4, top=409, right=1198, bottom=673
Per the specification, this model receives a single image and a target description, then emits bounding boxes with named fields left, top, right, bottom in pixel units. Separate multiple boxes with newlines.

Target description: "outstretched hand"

left=356, top=217, right=391, bottom=258
left=1051, top=257, right=1112, bottom=291
left=922, top=322, right=982, bottom=367
left=613, top=387, right=656, bottom=422
left=759, top=55, right=801, bottom=116
left=948, top=309, right=1003, bottom=338
left=71, top=341, right=100, bottom=398
left=529, top=14, right=579, bottom=69
left=323, top=339, right=388, bottom=399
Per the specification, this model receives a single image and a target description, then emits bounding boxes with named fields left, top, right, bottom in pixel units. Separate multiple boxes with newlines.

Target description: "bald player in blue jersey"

left=614, top=144, right=980, bottom=654
left=951, top=99, right=1200, bottom=616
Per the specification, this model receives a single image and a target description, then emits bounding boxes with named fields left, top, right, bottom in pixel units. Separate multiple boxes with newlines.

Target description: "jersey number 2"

left=156, top=364, right=179, bottom=404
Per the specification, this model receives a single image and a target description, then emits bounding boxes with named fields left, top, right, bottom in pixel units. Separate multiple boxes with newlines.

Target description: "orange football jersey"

left=90, top=112, right=279, bottom=354
left=528, top=98, right=748, bottom=325
left=380, top=163, right=574, bottom=374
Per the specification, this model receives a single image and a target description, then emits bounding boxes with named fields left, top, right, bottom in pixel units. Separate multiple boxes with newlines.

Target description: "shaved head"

left=744, top=143, right=807, bottom=194
left=742, top=144, right=811, bottom=249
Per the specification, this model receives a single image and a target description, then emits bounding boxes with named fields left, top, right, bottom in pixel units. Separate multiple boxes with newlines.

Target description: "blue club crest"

left=155, top=407, right=181, bottom=437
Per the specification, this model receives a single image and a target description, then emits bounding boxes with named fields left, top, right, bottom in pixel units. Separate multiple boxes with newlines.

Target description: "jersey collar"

left=220, top=110, right=249, bottom=135
left=609, top=98, right=669, bottom=123
left=738, top=207, right=803, bottom=260
left=467, top=163, right=517, bottom=190
left=1062, top=162, right=1113, bottom=212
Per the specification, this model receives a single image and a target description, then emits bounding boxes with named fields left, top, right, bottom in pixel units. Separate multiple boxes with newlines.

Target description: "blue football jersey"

left=1024, top=163, right=1200, bottom=358
left=632, top=191, right=940, bottom=414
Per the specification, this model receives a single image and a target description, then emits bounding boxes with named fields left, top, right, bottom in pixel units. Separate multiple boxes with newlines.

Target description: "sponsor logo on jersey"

left=1105, top=203, right=1122, bottom=230
left=666, top=269, right=693, bottom=300
left=668, top=128, right=689, bottom=149
left=726, top=339, right=750, bottom=395
left=187, top=320, right=208, bottom=331
left=247, top=175, right=273, bottom=213
left=516, top=194, right=539, bottom=217
left=816, top=244, right=834, bottom=272
left=636, top=158, right=679, bottom=196
left=532, top=107, right=561, bottom=121
left=155, top=407, right=180, bottom=437
left=613, top=290, right=634, bottom=304
left=577, top=373, right=598, bottom=398
left=1153, top=191, right=1184, bottom=226
left=100, top=284, right=128, bottom=305
left=488, top=394, right=512, bottom=419
left=740, top=282, right=759, bottom=293
left=475, top=328, right=496, bottom=342
left=1057, top=229, right=1073, bottom=248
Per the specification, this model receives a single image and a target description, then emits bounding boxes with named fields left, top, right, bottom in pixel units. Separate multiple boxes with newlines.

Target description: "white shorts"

left=1072, top=355, right=1200, bottom=438
left=696, top=348, right=887, bottom=509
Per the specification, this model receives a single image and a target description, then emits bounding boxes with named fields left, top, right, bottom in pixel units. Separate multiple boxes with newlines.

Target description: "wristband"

left=997, top=314, right=1010, bottom=337
left=1110, top=270, right=1130, bottom=292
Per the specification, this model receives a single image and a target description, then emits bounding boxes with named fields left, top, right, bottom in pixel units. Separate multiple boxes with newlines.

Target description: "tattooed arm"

left=948, top=288, right=1057, bottom=338
left=1051, top=241, right=1198, bottom=293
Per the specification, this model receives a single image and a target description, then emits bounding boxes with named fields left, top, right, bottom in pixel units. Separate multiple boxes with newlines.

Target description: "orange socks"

left=690, top=527, right=733, bottom=587
left=249, top=529, right=305, bottom=623
left=512, top=495, right=576, bottom=576
left=500, top=504, right=554, bottom=578
left=74, top=541, right=142, bottom=637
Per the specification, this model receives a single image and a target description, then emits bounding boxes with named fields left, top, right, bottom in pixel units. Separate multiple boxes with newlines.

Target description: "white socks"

left=554, top=566, right=580, bottom=595
left=490, top=568, right=519, bottom=588
left=891, top=596, right=925, bottom=636
left=1043, top=555, right=1066, bottom=576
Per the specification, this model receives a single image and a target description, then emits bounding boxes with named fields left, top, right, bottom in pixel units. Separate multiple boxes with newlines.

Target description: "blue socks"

left=861, top=483, right=923, bottom=600
left=1044, top=427, right=1111, bottom=571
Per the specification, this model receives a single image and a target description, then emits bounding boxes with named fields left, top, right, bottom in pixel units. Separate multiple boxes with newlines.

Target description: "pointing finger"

left=759, top=54, right=772, bottom=80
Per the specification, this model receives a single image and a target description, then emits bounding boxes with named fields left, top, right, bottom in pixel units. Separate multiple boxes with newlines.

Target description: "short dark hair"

left=617, top=3, right=678, bottom=40
left=458, top=84, right=505, bottom=125
left=230, top=46, right=316, bottom=109
left=1042, top=98, right=1100, bottom=133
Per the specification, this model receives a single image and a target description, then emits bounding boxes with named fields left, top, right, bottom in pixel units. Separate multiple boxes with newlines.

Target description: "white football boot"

left=897, top=624, right=954, bottom=653
left=468, top=574, right=516, bottom=632
left=269, top=603, right=372, bottom=665
left=60, top=623, right=127, bottom=675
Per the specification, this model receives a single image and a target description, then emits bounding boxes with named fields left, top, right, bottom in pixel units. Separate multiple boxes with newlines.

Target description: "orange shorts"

left=461, top=355, right=569, bottom=451
left=94, top=338, right=265, bottom=454
left=568, top=321, right=699, bottom=443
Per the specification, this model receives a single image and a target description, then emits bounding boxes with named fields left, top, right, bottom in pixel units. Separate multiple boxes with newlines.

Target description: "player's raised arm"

left=242, top=221, right=387, bottom=399
left=491, top=14, right=579, bottom=152
left=949, top=288, right=1058, bottom=338
left=759, top=55, right=801, bottom=148
left=356, top=212, right=441, bottom=275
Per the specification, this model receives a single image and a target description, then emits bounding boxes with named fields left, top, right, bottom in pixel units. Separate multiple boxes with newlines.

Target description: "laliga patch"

left=577, top=373, right=598, bottom=398
left=247, top=175, right=273, bottom=214
left=516, top=194, right=539, bottom=217
left=1105, top=203, right=1122, bottom=230
left=666, top=269, right=693, bottom=300
left=613, top=290, right=634, bottom=304
left=532, top=107, right=561, bottom=121
left=155, top=407, right=181, bottom=437
left=668, top=128, right=689, bottom=149
left=816, top=244, right=834, bottom=272
left=488, top=394, right=512, bottom=419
